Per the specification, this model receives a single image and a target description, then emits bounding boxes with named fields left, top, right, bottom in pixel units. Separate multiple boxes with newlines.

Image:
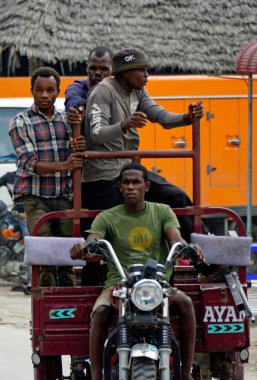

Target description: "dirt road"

left=0, top=281, right=256, bottom=380
left=0, top=283, right=33, bottom=379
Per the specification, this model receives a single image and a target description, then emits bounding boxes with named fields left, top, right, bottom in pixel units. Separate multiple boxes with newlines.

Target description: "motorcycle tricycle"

left=27, top=119, right=253, bottom=379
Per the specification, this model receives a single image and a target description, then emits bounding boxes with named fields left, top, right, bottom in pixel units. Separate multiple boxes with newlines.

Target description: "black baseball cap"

left=112, top=48, right=151, bottom=75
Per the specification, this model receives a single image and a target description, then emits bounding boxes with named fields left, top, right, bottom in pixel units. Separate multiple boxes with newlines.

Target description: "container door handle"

left=207, top=165, right=217, bottom=174
left=173, top=140, right=186, bottom=148
left=227, top=138, right=240, bottom=147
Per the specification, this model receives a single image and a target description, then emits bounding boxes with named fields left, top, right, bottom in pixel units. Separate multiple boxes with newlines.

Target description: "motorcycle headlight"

left=131, top=279, right=163, bottom=311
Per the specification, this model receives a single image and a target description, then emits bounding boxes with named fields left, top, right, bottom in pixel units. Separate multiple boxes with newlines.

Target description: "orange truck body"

left=1, top=75, right=257, bottom=229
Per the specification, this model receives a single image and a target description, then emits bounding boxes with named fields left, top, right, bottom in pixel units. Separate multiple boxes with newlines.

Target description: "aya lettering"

left=203, top=305, right=245, bottom=323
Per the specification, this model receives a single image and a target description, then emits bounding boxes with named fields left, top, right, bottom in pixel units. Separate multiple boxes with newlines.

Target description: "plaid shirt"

left=9, top=104, right=73, bottom=200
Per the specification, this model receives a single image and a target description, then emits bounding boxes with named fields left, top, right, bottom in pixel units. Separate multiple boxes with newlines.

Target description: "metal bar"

left=32, top=209, right=99, bottom=237
left=151, top=95, right=257, bottom=100
left=83, top=150, right=194, bottom=159
left=192, top=118, right=201, bottom=206
left=32, top=206, right=246, bottom=237
left=31, top=205, right=246, bottom=281
left=98, top=239, right=128, bottom=280
left=72, top=123, right=82, bottom=237
left=247, top=74, right=253, bottom=237
left=192, top=116, right=201, bottom=232
left=32, top=204, right=247, bottom=282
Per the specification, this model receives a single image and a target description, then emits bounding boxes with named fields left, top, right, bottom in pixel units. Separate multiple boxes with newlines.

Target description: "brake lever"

left=186, top=246, right=221, bottom=277
left=84, top=239, right=101, bottom=254
left=84, top=239, right=118, bottom=265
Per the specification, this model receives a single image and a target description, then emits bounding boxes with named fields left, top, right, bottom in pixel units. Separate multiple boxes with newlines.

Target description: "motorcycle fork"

left=117, top=324, right=130, bottom=380
left=159, top=297, right=173, bottom=380
left=116, top=299, right=175, bottom=380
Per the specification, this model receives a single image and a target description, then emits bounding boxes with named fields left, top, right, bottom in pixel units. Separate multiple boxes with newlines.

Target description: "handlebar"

left=85, top=239, right=128, bottom=281
left=85, top=239, right=253, bottom=318
left=85, top=240, right=203, bottom=278
left=164, top=242, right=187, bottom=271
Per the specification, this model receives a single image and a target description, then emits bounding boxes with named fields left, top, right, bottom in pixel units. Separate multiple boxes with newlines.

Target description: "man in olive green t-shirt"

left=71, top=162, right=197, bottom=380
left=86, top=194, right=179, bottom=289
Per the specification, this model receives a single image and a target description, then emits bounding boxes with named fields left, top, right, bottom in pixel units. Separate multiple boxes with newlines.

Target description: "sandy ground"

left=0, top=281, right=256, bottom=380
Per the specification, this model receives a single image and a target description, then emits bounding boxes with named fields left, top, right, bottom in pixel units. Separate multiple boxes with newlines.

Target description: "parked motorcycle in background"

left=0, top=198, right=31, bottom=294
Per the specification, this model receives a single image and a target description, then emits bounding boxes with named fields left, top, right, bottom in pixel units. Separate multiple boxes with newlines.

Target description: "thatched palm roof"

left=0, top=0, right=257, bottom=74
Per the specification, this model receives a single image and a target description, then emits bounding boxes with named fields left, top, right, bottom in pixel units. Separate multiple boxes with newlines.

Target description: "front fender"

left=131, top=343, right=159, bottom=361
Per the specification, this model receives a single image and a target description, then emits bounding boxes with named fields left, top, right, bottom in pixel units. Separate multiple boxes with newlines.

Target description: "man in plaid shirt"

left=9, top=67, right=85, bottom=287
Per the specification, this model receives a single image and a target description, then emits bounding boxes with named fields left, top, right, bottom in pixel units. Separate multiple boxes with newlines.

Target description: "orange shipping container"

left=0, top=75, right=256, bottom=235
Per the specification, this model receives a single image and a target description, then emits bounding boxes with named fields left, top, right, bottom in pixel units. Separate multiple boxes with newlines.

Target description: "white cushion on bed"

left=190, top=233, right=252, bottom=266
left=24, top=236, right=86, bottom=266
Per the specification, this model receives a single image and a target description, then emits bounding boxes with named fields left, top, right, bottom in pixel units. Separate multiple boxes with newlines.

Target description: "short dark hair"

left=119, top=162, right=149, bottom=182
left=31, top=67, right=60, bottom=90
left=88, top=46, right=113, bottom=62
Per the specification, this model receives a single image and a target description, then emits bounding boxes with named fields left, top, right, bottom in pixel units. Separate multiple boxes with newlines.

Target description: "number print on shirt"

left=128, top=226, right=153, bottom=251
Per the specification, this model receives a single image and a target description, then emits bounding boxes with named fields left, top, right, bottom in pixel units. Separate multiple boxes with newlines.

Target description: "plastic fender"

left=130, top=343, right=159, bottom=360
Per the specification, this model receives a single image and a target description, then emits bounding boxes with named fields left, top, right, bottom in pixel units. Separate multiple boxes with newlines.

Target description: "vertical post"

left=192, top=117, right=201, bottom=206
left=247, top=74, right=253, bottom=237
left=72, top=123, right=82, bottom=237
left=192, top=116, right=201, bottom=232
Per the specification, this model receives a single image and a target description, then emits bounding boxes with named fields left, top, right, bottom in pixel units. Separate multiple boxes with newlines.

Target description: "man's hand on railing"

left=183, top=101, right=204, bottom=124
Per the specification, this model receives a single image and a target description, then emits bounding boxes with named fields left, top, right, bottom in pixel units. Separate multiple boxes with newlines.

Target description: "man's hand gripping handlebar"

left=70, top=239, right=104, bottom=261
left=166, top=243, right=253, bottom=320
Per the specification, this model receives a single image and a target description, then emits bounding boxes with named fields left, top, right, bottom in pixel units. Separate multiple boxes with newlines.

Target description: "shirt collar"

left=31, top=103, right=58, bottom=120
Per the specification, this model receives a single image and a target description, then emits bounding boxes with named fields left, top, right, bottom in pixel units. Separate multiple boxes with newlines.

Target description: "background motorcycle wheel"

left=131, top=357, right=157, bottom=380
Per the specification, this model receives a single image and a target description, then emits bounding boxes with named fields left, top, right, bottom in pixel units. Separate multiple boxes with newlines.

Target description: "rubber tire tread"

left=131, top=357, right=157, bottom=380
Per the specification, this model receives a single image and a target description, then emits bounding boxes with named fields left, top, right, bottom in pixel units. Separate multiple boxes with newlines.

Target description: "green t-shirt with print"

left=86, top=201, right=180, bottom=288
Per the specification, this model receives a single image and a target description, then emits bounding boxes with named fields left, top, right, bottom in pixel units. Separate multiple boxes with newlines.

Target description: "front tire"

left=131, top=357, right=157, bottom=380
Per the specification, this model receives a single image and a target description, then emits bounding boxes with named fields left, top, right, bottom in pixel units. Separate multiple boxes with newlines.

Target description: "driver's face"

left=87, top=52, right=112, bottom=86
left=119, top=169, right=150, bottom=205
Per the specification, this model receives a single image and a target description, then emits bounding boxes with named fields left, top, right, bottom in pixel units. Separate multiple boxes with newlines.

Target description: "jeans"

left=24, top=195, right=75, bottom=287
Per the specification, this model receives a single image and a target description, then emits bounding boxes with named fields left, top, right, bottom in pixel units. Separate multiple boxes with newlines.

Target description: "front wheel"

left=131, top=357, right=157, bottom=380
